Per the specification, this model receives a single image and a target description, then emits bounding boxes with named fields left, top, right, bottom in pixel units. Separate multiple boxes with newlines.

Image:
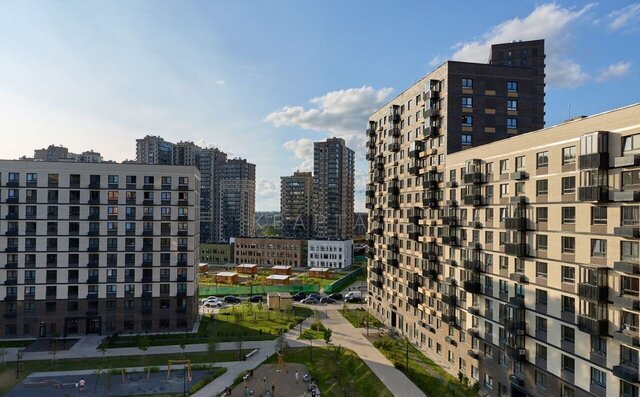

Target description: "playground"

left=4, top=365, right=224, bottom=397
left=228, top=363, right=311, bottom=397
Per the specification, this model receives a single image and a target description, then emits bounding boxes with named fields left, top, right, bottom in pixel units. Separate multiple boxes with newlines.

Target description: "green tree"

left=323, top=328, right=332, bottom=345
left=137, top=336, right=151, bottom=365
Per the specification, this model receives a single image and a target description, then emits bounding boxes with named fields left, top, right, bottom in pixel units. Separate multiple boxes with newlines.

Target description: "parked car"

left=223, top=295, right=242, bottom=304
left=201, top=296, right=219, bottom=304
left=328, top=293, right=343, bottom=301
left=203, top=300, right=223, bottom=308
left=301, top=297, right=320, bottom=305
left=248, top=295, right=263, bottom=303
left=308, top=293, right=322, bottom=300
left=345, top=296, right=363, bottom=303
left=320, top=297, right=336, bottom=304
left=292, top=292, right=307, bottom=302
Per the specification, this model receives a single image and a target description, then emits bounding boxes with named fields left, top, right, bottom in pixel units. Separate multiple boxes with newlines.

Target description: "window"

left=500, top=159, right=509, bottom=174
left=507, top=81, right=518, bottom=92
left=562, top=266, right=575, bottom=283
left=536, top=261, right=548, bottom=278
left=536, top=207, right=548, bottom=223
left=462, top=78, right=473, bottom=88
left=591, top=207, right=607, bottom=225
left=536, top=179, right=548, bottom=196
left=462, top=97, right=473, bottom=108
left=536, top=235, right=548, bottom=251
left=623, top=133, right=640, bottom=155
left=484, top=374, right=493, bottom=389
left=499, top=184, right=509, bottom=197
left=536, top=316, right=547, bottom=332
left=622, top=206, right=639, bottom=226
left=507, top=118, right=518, bottom=128
left=507, top=100, right=518, bottom=110
left=536, top=151, right=548, bottom=168
left=591, top=239, right=607, bottom=258
left=535, top=370, right=547, bottom=389
left=562, top=237, right=575, bottom=254
left=462, top=115, right=472, bottom=126
left=562, top=298, right=576, bottom=315
left=622, top=170, right=640, bottom=190
left=562, top=355, right=575, bottom=373
left=562, top=146, right=576, bottom=165
left=562, top=207, right=575, bottom=224
left=562, top=177, right=576, bottom=194
left=591, top=335, right=607, bottom=357
left=591, top=367, right=606, bottom=388
left=536, top=289, right=548, bottom=305
left=622, top=241, right=639, bottom=262
left=515, top=156, right=526, bottom=171
left=461, top=134, right=472, bottom=145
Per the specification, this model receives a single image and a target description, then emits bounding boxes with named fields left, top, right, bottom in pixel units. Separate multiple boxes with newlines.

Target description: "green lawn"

left=299, top=320, right=327, bottom=340
left=100, top=305, right=313, bottom=349
left=266, top=347, right=393, bottom=397
left=0, top=351, right=242, bottom=396
left=0, top=339, right=34, bottom=348
left=373, top=336, right=479, bottom=397
left=294, top=274, right=340, bottom=288
left=339, top=308, right=384, bottom=328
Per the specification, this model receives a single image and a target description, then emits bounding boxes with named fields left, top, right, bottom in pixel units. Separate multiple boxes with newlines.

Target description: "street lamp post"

left=16, top=349, right=23, bottom=379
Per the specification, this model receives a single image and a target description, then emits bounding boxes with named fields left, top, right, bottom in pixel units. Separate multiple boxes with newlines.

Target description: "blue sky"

left=1, top=1, right=639, bottom=211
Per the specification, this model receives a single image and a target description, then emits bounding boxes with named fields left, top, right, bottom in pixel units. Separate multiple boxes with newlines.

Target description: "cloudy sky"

left=1, top=1, right=639, bottom=210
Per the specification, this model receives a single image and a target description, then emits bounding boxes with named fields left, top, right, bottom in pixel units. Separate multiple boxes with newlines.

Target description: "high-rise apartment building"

left=220, top=159, right=256, bottom=242
left=313, top=137, right=355, bottom=240
left=281, top=171, right=313, bottom=239
left=136, top=135, right=175, bottom=165
left=191, top=147, right=227, bottom=243
left=366, top=39, right=547, bottom=393
left=32, top=145, right=105, bottom=163
left=0, top=161, right=200, bottom=337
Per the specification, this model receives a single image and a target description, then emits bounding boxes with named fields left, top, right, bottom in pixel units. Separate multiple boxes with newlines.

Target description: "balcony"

left=408, top=214, right=422, bottom=224
left=577, top=315, right=608, bottom=336
left=508, top=296, right=525, bottom=308
left=614, top=226, right=640, bottom=238
left=441, top=216, right=459, bottom=226
left=408, top=165, right=420, bottom=176
left=372, top=280, right=383, bottom=289
left=509, top=272, right=526, bottom=283
left=408, top=297, right=421, bottom=307
left=578, top=186, right=608, bottom=202
left=578, top=283, right=608, bottom=302
left=578, top=152, right=609, bottom=170
left=613, top=365, right=639, bottom=383
left=463, top=194, right=484, bottom=206
left=386, top=258, right=399, bottom=268
left=505, top=346, right=527, bottom=361
left=612, top=294, right=640, bottom=311
left=463, top=259, right=483, bottom=273
left=441, top=236, right=459, bottom=246
left=387, top=183, right=399, bottom=195
left=388, top=199, right=400, bottom=209
left=372, top=227, right=383, bottom=236
left=425, top=88, right=439, bottom=100
left=504, top=242, right=528, bottom=257
left=442, top=293, right=457, bottom=306
left=365, top=185, right=375, bottom=197
left=408, top=230, right=422, bottom=241
left=4, top=278, right=17, bottom=286
left=3, top=312, right=17, bottom=319
left=463, top=173, right=486, bottom=185
left=468, top=306, right=480, bottom=316
left=372, top=266, right=383, bottom=276
left=5, top=229, right=18, bottom=236
left=505, top=217, right=527, bottom=231
left=423, top=125, right=439, bottom=138
left=463, top=281, right=481, bottom=293
left=510, top=171, right=529, bottom=181
left=389, top=142, right=400, bottom=152
left=423, top=197, right=438, bottom=208
left=4, top=262, right=18, bottom=269
left=424, top=108, right=440, bottom=119
left=366, top=138, right=376, bottom=149
left=614, top=261, right=640, bottom=275
left=612, top=191, right=640, bottom=202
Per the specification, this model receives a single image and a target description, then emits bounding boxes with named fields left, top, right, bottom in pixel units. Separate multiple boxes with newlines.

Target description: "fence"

left=323, top=266, right=364, bottom=294
left=199, top=284, right=319, bottom=297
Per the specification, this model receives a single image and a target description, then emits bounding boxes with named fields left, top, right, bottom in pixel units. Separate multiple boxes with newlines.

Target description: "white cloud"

left=214, top=79, right=225, bottom=85
left=257, top=179, right=278, bottom=197
left=428, top=54, right=445, bottom=68
left=597, top=61, right=632, bottom=82
left=607, top=3, right=640, bottom=31
left=283, top=138, right=314, bottom=171
left=451, top=3, right=594, bottom=88
left=267, top=86, right=393, bottom=162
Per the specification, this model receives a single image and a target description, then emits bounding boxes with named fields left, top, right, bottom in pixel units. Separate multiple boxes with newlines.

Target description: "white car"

left=203, top=300, right=223, bottom=308
left=201, top=296, right=219, bottom=304
left=202, top=297, right=222, bottom=306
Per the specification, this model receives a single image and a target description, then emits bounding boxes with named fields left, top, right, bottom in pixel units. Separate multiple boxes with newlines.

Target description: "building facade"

left=281, top=171, right=313, bottom=239
left=200, top=243, right=233, bottom=265
left=313, top=137, right=355, bottom=240
left=368, top=100, right=640, bottom=396
left=136, top=135, right=175, bottom=165
left=219, top=159, right=256, bottom=242
left=308, top=240, right=353, bottom=269
left=0, top=161, right=200, bottom=338
left=233, top=237, right=307, bottom=267
left=365, top=39, right=547, bottom=393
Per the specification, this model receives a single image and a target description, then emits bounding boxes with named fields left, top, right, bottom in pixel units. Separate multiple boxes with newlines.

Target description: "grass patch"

left=100, top=305, right=313, bottom=349
left=0, top=339, right=34, bottom=348
left=339, top=308, right=383, bottom=328
left=0, top=351, right=244, bottom=396
left=373, top=336, right=479, bottom=397
left=189, top=367, right=227, bottom=394
left=266, top=347, right=392, bottom=397
left=299, top=320, right=327, bottom=340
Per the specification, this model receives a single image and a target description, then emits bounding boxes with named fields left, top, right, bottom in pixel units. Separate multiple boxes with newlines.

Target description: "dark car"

left=320, top=297, right=336, bottom=304
left=292, top=292, right=307, bottom=301
left=223, top=295, right=241, bottom=304
left=301, top=297, right=320, bottom=305
left=345, top=296, right=363, bottom=303
left=248, top=295, right=263, bottom=303
left=308, top=293, right=322, bottom=300
left=328, top=293, right=343, bottom=301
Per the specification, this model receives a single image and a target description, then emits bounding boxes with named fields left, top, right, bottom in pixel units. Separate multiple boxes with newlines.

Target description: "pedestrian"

left=295, top=370, right=299, bottom=383
left=244, top=385, right=250, bottom=397
left=271, top=384, right=275, bottom=396
left=78, top=378, right=86, bottom=392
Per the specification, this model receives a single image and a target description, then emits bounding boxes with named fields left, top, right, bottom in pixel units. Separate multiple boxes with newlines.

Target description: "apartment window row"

left=3, top=173, right=190, bottom=187
left=460, top=78, right=518, bottom=93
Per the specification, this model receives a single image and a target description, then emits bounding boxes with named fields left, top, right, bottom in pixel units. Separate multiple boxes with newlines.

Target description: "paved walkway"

left=315, top=306, right=426, bottom=397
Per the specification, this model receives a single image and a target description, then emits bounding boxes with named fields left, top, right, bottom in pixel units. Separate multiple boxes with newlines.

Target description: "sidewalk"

left=318, top=307, right=426, bottom=397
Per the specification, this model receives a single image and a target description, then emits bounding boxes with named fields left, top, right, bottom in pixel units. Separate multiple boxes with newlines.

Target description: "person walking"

left=271, top=384, right=275, bottom=396
left=78, top=378, right=86, bottom=392
left=295, top=370, right=299, bottom=383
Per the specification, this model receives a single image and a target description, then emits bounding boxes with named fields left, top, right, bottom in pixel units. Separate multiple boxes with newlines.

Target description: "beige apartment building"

left=368, top=103, right=640, bottom=397
left=233, top=237, right=307, bottom=267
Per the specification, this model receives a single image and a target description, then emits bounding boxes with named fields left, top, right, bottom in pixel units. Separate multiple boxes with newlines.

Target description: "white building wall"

left=307, top=240, right=353, bottom=269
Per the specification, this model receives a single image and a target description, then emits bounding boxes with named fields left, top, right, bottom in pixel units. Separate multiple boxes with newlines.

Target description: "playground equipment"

left=275, top=352, right=287, bottom=373
left=166, top=359, right=192, bottom=381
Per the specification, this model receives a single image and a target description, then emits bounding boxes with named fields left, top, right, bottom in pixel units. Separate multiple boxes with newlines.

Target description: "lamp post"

left=16, top=349, right=23, bottom=379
